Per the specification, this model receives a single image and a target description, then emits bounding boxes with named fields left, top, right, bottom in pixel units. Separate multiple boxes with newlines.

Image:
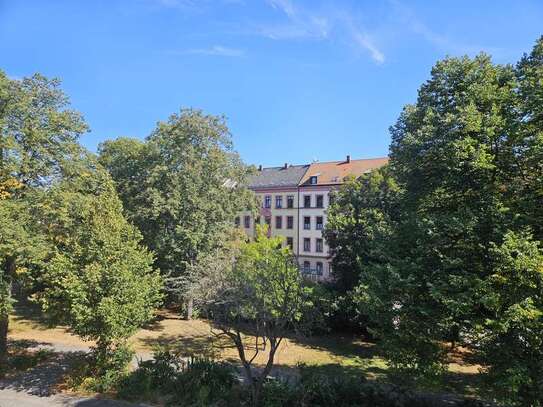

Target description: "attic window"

left=309, top=176, right=318, bottom=185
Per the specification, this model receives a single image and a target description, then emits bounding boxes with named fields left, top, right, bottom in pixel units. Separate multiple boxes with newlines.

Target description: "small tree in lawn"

left=200, top=225, right=312, bottom=406
left=37, top=169, right=163, bottom=386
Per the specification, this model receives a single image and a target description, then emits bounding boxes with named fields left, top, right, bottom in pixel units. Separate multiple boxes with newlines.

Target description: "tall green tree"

left=327, top=38, right=543, bottom=404
left=0, top=71, right=87, bottom=371
left=99, top=109, right=255, bottom=318
left=381, top=53, right=518, bottom=375
left=510, top=36, right=543, bottom=240
left=36, top=168, right=162, bottom=370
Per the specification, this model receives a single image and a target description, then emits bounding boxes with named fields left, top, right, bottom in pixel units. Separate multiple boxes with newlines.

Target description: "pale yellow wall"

left=236, top=186, right=335, bottom=281
left=297, top=186, right=333, bottom=280
left=237, top=189, right=300, bottom=255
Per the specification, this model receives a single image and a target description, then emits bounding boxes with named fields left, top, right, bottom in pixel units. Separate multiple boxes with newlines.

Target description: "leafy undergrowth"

left=114, top=350, right=492, bottom=407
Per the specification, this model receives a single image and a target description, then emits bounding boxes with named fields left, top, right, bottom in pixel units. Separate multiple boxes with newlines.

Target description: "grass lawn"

left=8, top=304, right=486, bottom=399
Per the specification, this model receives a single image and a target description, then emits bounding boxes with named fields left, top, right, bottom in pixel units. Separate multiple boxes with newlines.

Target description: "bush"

left=172, top=357, right=236, bottom=404
left=258, top=378, right=299, bottom=407
left=69, top=345, right=134, bottom=393
left=118, top=350, right=237, bottom=406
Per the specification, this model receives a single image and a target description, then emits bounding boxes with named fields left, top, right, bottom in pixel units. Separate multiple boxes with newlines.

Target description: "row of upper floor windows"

left=259, top=193, right=333, bottom=209
left=235, top=215, right=325, bottom=231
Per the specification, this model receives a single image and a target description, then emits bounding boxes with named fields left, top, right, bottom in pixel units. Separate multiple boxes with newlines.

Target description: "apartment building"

left=236, top=156, right=388, bottom=281
left=237, top=163, right=309, bottom=255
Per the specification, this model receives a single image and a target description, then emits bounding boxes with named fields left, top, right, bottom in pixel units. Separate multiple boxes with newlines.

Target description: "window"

left=309, top=176, right=318, bottom=184
left=287, top=195, right=294, bottom=208
left=304, top=195, right=311, bottom=208
left=275, top=195, right=283, bottom=208
left=329, top=193, right=335, bottom=206
left=275, top=216, right=282, bottom=229
left=316, top=216, right=323, bottom=230
left=256, top=216, right=261, bottom=225
left=286, top=237, right=293, bottom=250
left=244, top=216, right=251, bottom=228
left=316, top=238, right=323, bottom=253
left=316, top=262, right=323, bottom=276
left=287, top=216, right=294, bottom=229
left=234, top=216, right=240, bottom=227
left=303, top=261, right=310, bottom=273
left=304, top=216, right=311, bottom=230
left=316, top=194, right=324, bottom=208
left=303, top=238, right=311, bottom=252
left=264, top=195, right=271, bottom=208
left=265, top=217, right=271, bottom=229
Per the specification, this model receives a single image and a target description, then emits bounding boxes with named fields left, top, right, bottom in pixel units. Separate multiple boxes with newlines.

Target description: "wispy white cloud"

left=267, top=0, right=296, bottom=18
left=170, top=45, right=245, bottom=57
left=350, top=30, right=385, bottom=64
left=260, top=0, right=329, bottom=40
left=258, top=0, right=384, bottom=64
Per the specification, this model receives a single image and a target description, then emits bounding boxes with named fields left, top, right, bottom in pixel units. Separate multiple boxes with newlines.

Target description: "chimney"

left=346, top=155, right=351, bottom=163
left=258, top=165, right=263, bottom=171
left=283, top=163, right=288, bottom=169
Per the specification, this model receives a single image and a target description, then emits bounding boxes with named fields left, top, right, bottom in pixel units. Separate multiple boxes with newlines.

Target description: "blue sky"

left=1, top=0, right=542, bottom=166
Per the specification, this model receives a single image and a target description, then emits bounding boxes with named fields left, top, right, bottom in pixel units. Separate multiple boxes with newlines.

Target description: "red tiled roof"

left=300, top=157, right=389, bottom=185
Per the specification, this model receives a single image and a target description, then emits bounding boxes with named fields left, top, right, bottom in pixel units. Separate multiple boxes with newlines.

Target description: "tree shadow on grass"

left=11, top=303, right=57, bottom=331
left=137, top=332, right=236, bottom=360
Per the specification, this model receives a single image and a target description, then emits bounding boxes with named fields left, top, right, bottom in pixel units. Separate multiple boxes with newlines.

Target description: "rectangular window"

left=287, top=216, right=294, bottom=229
left=255, top=216, right=261, bottom=225
left=304, top=216, right=311, bottom=230
left=287, top=195, right=294, bottom=208
left=286, top=237, right=293, bottom=250
left=265, top=217, right=271, bottom=230
left=235, top=216, right=240, bottom=227
left=316, top=216, right=323, bottom=230
left=316, top=238, right=323, bottom=253
left=275, top=216, right=282, bottom=229
left=244, top=215, right=251, bottom=229
left=309, top=176, right=317, bottom=184
left=304, top=195, right=311, bottom=208
left=275, top=195, right=283, bottom=208
left=303, top=261, right=310, bottom=273
left=303, top=238, right=311, bottom=252
left=264, top=195, right=271, bottom=208
left=316, top=262, right=323, bottom=276
left=316, top=195, right=324, bottom=208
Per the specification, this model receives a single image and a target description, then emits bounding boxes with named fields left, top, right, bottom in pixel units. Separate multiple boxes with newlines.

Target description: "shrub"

left=69, top=345, right=134, bottom=393
left=170, top=357, right=236, bottom=406
left=118, top=350, right=237, bottom=406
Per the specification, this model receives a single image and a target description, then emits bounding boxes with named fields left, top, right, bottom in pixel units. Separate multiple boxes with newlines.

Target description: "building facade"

left=236, top=156, right=388, bottom=281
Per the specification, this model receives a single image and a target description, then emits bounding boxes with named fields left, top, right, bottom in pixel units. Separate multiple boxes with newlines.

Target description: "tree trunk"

left=0, top=257, right=15, bottom=376
left=185, top=297, right=193, bottom=320
left=0, top=312, right=8, bottom=375
left=251, top=338, right=280, bottom=407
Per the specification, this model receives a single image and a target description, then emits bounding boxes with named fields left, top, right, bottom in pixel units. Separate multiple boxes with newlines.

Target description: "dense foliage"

left=36, top=169, right=162, bottom=360
left=0, top=70, right=162, bottom=378
left=98, top=109, right=255, bottom=317
left=325, top=37, right=543, bottom=405
left=0, top=71, right=87, bottom=371
left=118, top=351, right=486, bottom=407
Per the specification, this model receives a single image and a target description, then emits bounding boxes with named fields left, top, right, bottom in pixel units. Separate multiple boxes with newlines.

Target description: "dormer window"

left=309, top=176, right=318, bottom=184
